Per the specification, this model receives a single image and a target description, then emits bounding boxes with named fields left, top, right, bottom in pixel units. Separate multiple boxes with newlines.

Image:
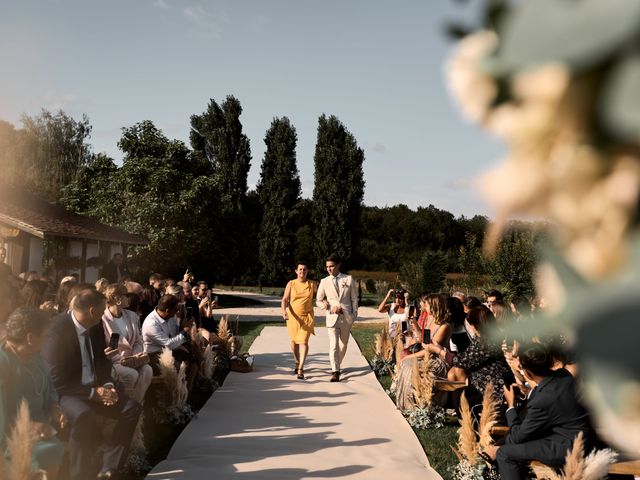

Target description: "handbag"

left=230, top=354, right=254, bottom=373
left=120, top=353, right=149, bottom=369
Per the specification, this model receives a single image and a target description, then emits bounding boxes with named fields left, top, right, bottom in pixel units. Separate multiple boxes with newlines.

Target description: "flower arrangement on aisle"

left=124, top=413, right=150, bottom=475
left=370, top=324, right=395, bottom=377
left=403, top=358, right=445, bottom=430
left=531, top=432, right=616, bottom=480
left=452, top=385, right=499, bottom=480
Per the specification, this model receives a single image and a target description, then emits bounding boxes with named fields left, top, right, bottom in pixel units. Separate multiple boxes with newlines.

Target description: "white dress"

left=388, top=304, right=407, bottom=339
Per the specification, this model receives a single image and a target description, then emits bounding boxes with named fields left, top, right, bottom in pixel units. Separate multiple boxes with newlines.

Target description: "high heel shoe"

left=297, top=368, right=305, bottom=380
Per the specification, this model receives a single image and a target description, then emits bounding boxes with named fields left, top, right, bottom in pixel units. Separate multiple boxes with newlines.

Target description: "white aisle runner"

left=147, top=326, right=443, bottom=480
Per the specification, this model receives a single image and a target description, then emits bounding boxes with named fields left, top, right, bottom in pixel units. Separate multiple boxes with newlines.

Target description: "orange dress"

left=287, top=279, right=315, bottom=344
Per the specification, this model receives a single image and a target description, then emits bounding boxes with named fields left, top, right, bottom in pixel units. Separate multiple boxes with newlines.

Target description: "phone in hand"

left=206, top=289, right=212, bottom=300
left=109, top=333, right=120, bottom=350
left=408, top=305, right=416, bottom=319
left=401, top=321, right=408, bottom=333
left=423, top=329, right=431, bottom=344
left=501, top=370, right=516, bottom=388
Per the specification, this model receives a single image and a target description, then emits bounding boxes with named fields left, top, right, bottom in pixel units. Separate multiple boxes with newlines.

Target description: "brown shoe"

left=330, top=371, right=340, bottom=382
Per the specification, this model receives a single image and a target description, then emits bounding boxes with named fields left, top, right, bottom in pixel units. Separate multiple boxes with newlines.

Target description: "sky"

left=0, top=0, right=504, bottom=217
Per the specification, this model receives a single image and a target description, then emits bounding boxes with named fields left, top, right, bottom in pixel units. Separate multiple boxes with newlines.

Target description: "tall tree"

left=257, top=117, right=301, bottom=285
left=190, top=95, right=251, bottom=213
left=63, top=120, right=223, bottom=278
left=0, top=110, right=92, bottom=201
left=312, top=115, right=365, bottom=269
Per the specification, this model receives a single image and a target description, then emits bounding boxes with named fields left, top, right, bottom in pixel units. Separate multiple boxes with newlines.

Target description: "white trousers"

left=113, top=363, right=154, bottom=403
left=327, top=316, right=352, bottom=373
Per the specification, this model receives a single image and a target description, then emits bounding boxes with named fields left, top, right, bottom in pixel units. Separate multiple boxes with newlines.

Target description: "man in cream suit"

left=316, top=255, right=358, bottom=382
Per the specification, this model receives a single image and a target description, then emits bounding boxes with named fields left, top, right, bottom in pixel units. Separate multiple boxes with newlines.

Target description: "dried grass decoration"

left=6, top=399, right=46, bottom=480
left=154, top=347, right=193, bottom=424
left=531, top=432, right=617, bottom=480
left=452, top=385, right=500, bottom=480
left=371, top=325, right=395, bottom=377
left=403, top=358, right=445, bottom=429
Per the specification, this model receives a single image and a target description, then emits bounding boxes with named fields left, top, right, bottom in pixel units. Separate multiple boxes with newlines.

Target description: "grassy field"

left=239, top=322, right=459, bottom=479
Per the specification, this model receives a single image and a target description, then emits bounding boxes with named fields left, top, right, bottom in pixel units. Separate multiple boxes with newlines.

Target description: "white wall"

left=28, top=237, right=43, bottom=273
left=85, top=241, right=100, bottom=283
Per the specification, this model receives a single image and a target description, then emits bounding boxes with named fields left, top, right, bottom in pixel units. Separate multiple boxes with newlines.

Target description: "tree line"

left=0, top=98, right=545, bottom=297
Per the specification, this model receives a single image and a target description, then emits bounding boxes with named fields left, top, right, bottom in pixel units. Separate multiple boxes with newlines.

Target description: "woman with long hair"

left=393, top=293, right=452, bottom=410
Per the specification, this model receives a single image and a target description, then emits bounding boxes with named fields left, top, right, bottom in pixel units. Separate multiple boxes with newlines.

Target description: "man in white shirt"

left=142, top=294, right=198, bottom=390
left=316, top=255, right=358, bottom=382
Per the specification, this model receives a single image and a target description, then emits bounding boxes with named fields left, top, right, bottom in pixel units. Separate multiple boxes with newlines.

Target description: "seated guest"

left=196, top=281, right=218, bottom=334
left=102, top=284, right=153, bottom=403
left=101, top=253, right=129, bottom=284
left=447, top=296, right=471, bottom=354
left=20, top=279, right=49, bottom=309
left=448, top=305, right=512, bottom=411
left=178, top=281, right=200, bottom=328
left=139, top=284, right=156, bottom=326
left=55, top=277, right=77, bottom=313
left=486, top=288, right=504, bottom=314
left=394, top=293, right=452, bottom=411
left=124, top=280, right=143, bottom=295
left=148, top=273, right=164, bottom=306
left=402, top=293, right=452, bottom=377
left=141, top=294, right=198, bottom=391
left=1, top=307, right=65, bottom=480
left=485, top=345, right=596, bottom=480
left=377, top=288, right=408, bottom=340
left=463, top=296, right=482, bottom=316
left=42, top=289, right=141, bottom=480
left=95, top=277, right=109, bottom=294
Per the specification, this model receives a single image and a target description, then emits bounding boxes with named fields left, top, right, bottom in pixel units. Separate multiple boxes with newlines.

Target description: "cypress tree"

left=257, top=117, right=301, bottom=285
left=190, top=95, right=252, bottom=213
left=312, top=115, right=365, bottom=270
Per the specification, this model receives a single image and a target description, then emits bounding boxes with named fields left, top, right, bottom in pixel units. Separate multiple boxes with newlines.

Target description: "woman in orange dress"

left=281, top=261, right=316, bottom=379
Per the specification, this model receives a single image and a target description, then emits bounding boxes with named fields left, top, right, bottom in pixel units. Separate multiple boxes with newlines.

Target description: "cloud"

left=444, top=177, right=474, bottom=190
left=41, top=91, right=81, bottom=111
left=152, top=0, right=172, bottom=9
left=182, top=5, right=230, bottom=39
left=367, top=142, right=386, bottom=153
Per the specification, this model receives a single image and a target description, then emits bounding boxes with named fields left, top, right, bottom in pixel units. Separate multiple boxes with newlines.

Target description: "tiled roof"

left=0, top=186, right=148, bottom=245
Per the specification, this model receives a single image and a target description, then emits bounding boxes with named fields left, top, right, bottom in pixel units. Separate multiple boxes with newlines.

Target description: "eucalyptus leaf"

left=599, top=49, right=640, bottom=144
left=483, top=0, right=640, bottom=77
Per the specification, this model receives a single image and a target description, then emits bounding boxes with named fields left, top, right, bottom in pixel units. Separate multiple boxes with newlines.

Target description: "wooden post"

left=80, top=240, right=87, bottom=282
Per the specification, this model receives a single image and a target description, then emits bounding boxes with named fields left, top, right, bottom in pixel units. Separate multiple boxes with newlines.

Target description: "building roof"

left=0, top=186, right=148, bottom=245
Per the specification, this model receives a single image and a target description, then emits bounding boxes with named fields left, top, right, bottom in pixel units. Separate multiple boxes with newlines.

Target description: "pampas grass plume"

left=531, top=462, right=562, bottom=480
left=563, top=432, right=584, bottom=480
left=159, top=347, right=182, bottom=407
left=7, top=399, right=34, bottom=480
left=478, top=382, right=499, bottom=449
left=176, top=362, right=189, bottom=406
left=583, top=448, right=617, bottom=480
left=563, top=431, right=586, bottom=480
left=202, top=344, right=214, bottom=379
left=456, top=392, right=478, bottom=462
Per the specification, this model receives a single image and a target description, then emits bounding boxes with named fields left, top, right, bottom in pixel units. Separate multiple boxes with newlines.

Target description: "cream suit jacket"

left=316, top=273, right=358, bottom=327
